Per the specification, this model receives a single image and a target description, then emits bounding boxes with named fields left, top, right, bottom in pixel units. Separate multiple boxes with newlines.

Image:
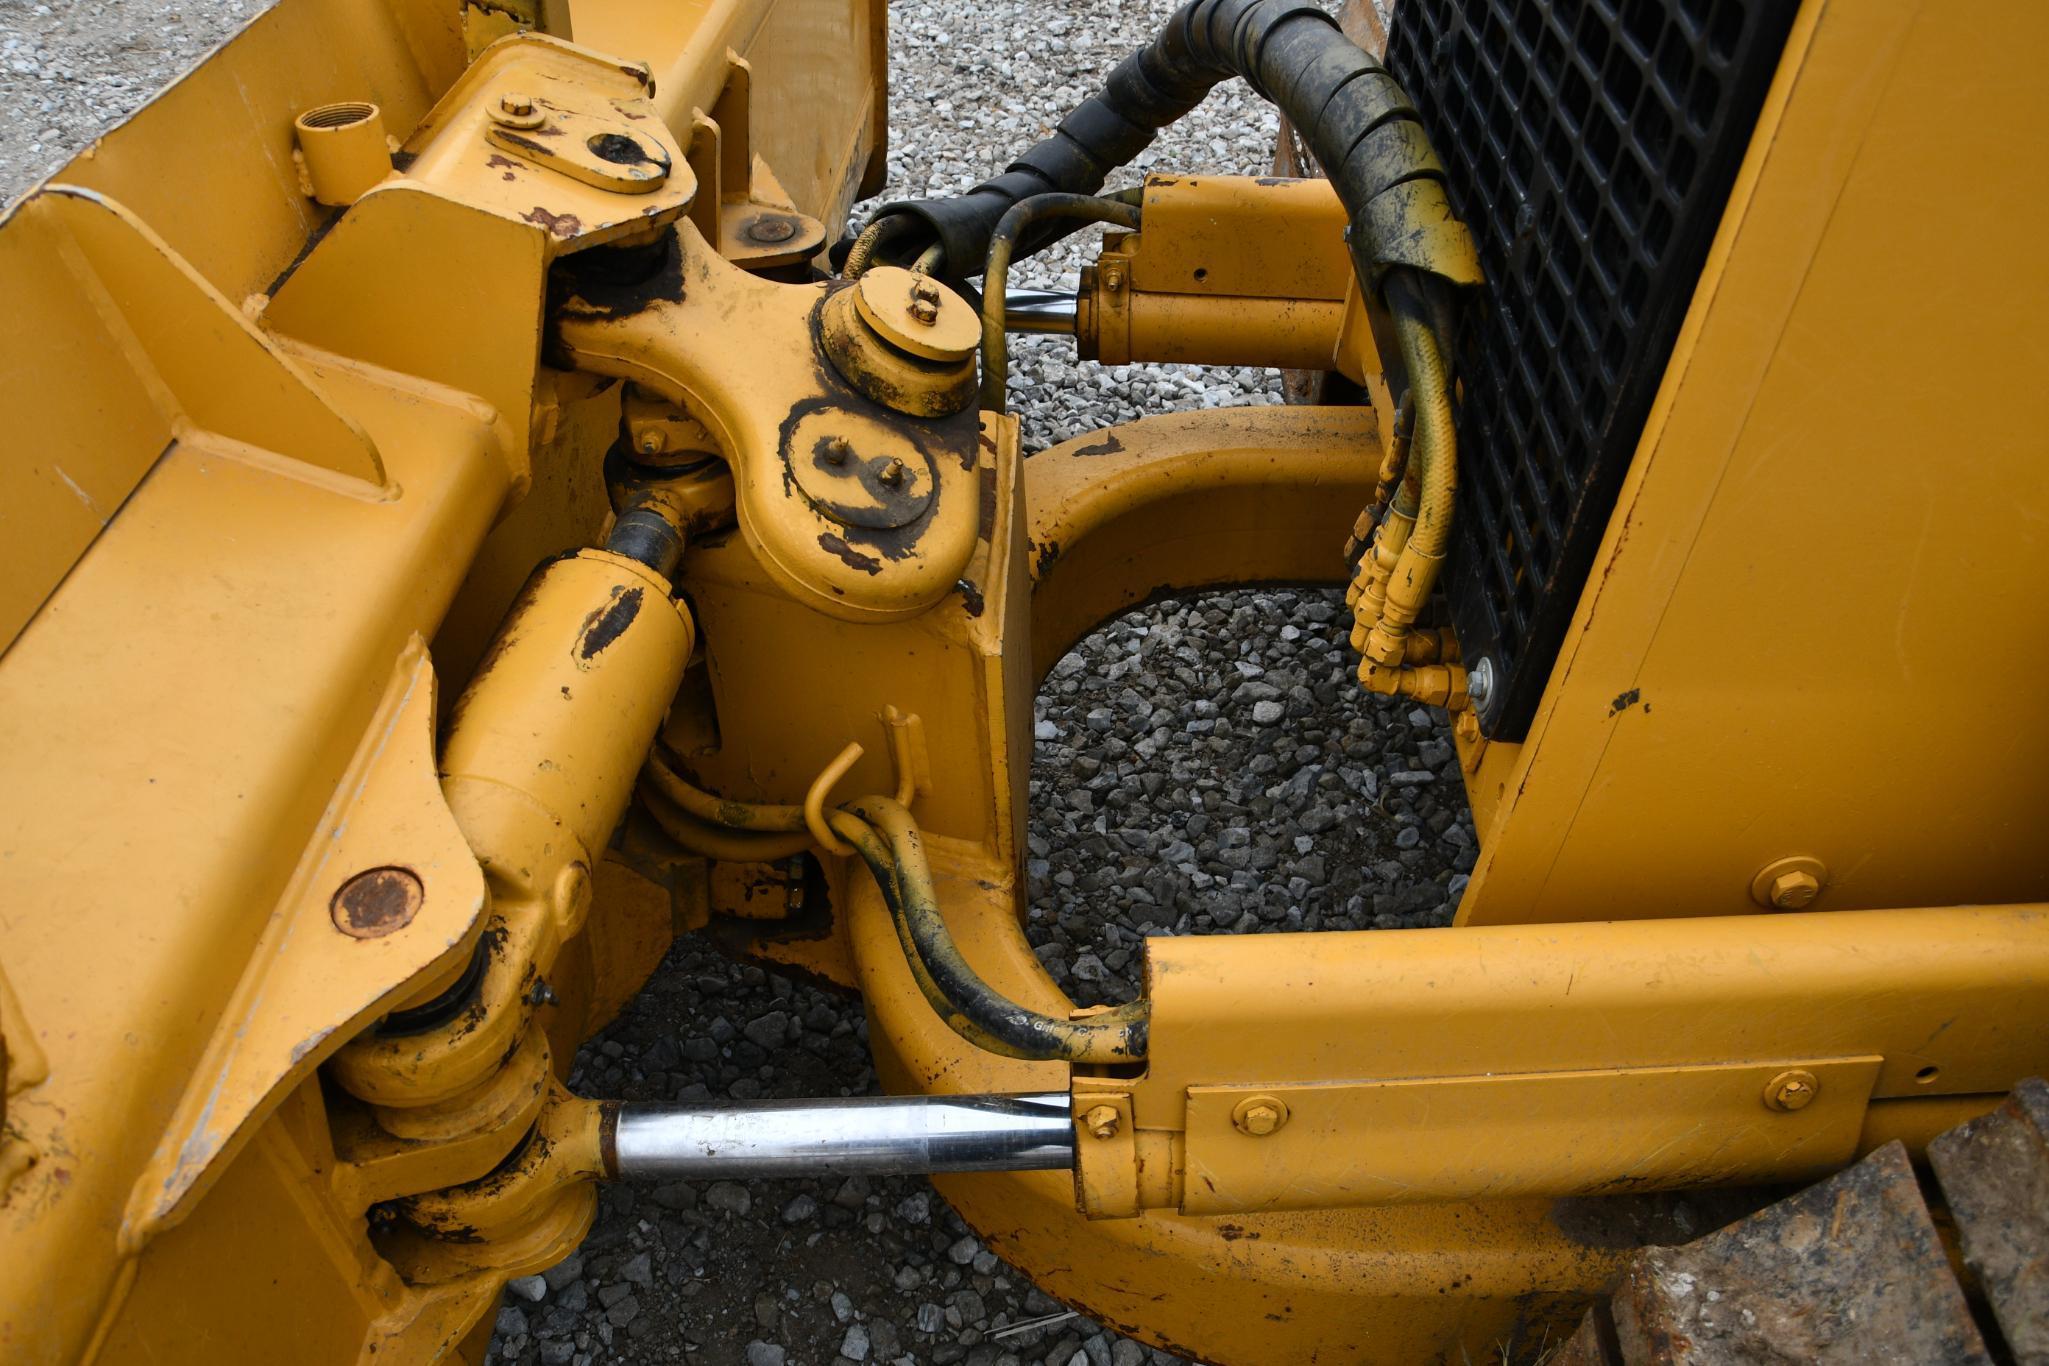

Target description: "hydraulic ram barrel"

left=607, top=1092, right=1074, bottom=1179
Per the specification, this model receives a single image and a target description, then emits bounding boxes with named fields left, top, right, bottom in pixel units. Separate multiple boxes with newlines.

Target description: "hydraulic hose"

left=979, top=194, right=1143, bottom=410
left=843, top=212, right=920, bottom=279
left=639, top=784, right=815, bottom=862
left=1364, top=270, right=1457, bottom=659
left=860, top=0, right=1478, bottom=294
left=644, top=751, right=809, bottom=834
left=636, top=759, right=1150, bottom=1062
left=849, top=796, right=1149, bottom=1063
left=1349, top=444, right=1420, bottom=631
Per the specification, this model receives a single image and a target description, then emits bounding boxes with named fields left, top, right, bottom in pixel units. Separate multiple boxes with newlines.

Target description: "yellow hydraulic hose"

left=1363, top=276, right=1457, bottom=666
left=638, top=784, right=815, bottom=862
left=979, top=193, right=1143, bottom=412
left=644, top=752, right=810, bottom=833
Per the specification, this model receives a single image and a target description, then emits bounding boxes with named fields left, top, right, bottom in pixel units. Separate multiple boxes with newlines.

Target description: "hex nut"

left=1750, top=856, right=1827, bottom=911
left=907, top=277, right=942, bottom=325
left=490, top=91, right=545, bottom=130
left=1764, top=1069, right=1820, bottom=1112
left=1083, top=1105, right=1121, bottom=1141
left=1769, top=869, right=1822, bottom=910
left=1230, top=1094, right=1290, bottom=1137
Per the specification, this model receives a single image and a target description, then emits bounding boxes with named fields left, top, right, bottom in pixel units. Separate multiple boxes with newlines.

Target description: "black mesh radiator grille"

left=1384, top=0, right=1797, bottom=738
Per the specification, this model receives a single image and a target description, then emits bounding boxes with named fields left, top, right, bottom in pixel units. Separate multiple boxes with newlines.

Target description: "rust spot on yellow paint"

left=330, top=866, right=424, bottom=939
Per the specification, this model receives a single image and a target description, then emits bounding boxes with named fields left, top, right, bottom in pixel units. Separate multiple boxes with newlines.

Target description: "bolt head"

left=637, top=429, right=667, bottom=456
left=499, top=91, right=534, bottom=117
left=1230, top=1094, right=1290, bottom=1136
left=744, top=216, right=797, bottom=244
left=1764, top=1069, right=1820, bottom=1112
left=824, top=437, right=852, bottom=467
left=1769, top=869, right=1821, bottom=910
left=1468, top=657, right=1496, bottom=710
left=1083, top=1105, right=1121, bottom=1141
left=879, top=457, right=907, bottom=487
left=906, top=282, right=941, bottom=325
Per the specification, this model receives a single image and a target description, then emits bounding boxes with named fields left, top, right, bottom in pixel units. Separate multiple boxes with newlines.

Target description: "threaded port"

left=297, top=101, right=377, bottom=131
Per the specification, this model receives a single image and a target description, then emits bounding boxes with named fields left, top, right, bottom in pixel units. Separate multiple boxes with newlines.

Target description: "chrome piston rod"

left=607, top=1092, right=1074, bottom=1179
left=1003, top=287, right=1078, bottom=335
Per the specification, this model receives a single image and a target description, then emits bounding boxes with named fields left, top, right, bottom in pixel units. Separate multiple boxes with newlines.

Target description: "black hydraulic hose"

left=849, top=797, right=1149, bottom=1063
left=635, top=760, right=1150, bottom=1062
left=863, top=0, right=1478, bottom=295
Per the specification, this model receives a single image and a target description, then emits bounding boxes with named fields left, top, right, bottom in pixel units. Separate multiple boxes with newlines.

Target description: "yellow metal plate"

left=1181, top=1058, right=1881, bottom=1215
left=121, top=640, right=487, bottom=1249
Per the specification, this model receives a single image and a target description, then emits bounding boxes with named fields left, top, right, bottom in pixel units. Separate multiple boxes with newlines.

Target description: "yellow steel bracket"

left=118, top=638, right=487, bottom=1254
left=681, top=51, right=831, bottom=268
left=0, top=188, right=393, bottom=645
left=1070, top=906, right=2049, bottom=1219
left=482, top=95, right=672, bottom=195
left=342, top=33, right=688, bottom=245
left=1177, top=1058, right=1881, bottom=1214
left=260, top=34, right=696, bottom=483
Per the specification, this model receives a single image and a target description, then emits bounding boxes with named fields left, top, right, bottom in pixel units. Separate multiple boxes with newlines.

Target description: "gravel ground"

left=4, top=2, right=1472, bottom=1363
left=0, top=0, right=272, bottom=204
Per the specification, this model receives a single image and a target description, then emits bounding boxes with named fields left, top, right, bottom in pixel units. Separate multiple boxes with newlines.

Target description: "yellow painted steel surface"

left=1453, top=0, right=2049, bottom=922
left=840, top=412, right=1641, bottom=1362
left=1096, top=904, right=2049, bottom=1216
left=1, top=0, right=2046, bottom=1363
left=1079, top=175, right=1354, bottom=371
left=0, top=0, right=882, bottom=1360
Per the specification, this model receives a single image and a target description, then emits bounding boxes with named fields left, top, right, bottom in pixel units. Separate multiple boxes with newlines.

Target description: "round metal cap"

left=852, top=266, right=979, bottom=362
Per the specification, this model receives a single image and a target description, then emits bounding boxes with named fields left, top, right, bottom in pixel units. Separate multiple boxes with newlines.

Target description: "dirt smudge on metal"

left=818, top=533, right=883, bottom=576
left=576, top=585, right=643, bottom=661
left=1070, top=432, right=1127, bottom=458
